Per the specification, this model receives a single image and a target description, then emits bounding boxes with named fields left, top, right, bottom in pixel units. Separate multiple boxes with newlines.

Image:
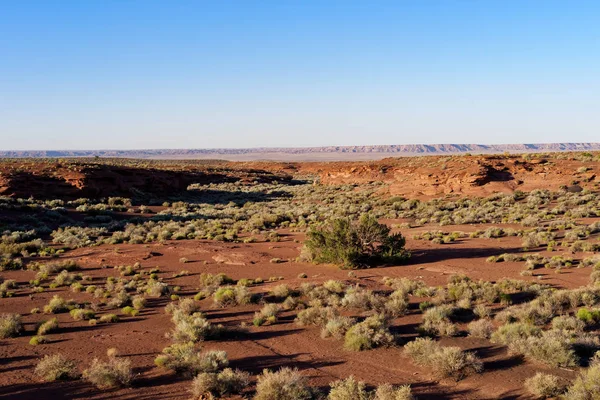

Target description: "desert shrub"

left=552, top=315, right=585, bottom=332
left=404, top=337, right=483, bottom=381
left=296, top=306, right=335, bottom=326
left=145, top=279, right=170, bottom=297
left=323, top=280, right=346, bottom=294
left=213, top=285, right=251, bottom=307
left=303, top=214, right=409, bottom=268
left=170, top=312, right=221, bottom=343
left=373, top=384, right=413, bottom=400
left=107, top=290, right=131, bottom=308
left=473, top=304, right=491, bottom=319
left=37, top=318, right=59, bottom=335
left=29, top=335, right=48, bottom=345
left=191, top=368, right=250, bottom=398
left=343, top=314, right=394, bottom=351
left=271, top=284, right=292, bottom=299
left=43, top=295, right=72, bottom=314
left=341, top=287, right=383, bottom=311
left=328, top=376, right=369, bottom=400
left=420, top=305, right=458, bottom=337
left=0, top=313, right=22, bottom=338
left=34, top=354, right=78, bottom=381
left=508, top=330, right=579, bottom=367
left=491, top=322, right=541, bottom=345
left=576, top=307, right=600, bottom=324
left=254, top=367, right=312, bottom=400
left=132, top=295, right=146, bottom=310
left=321, top=316, right=356, bottom=339
left=155, top=342, right=228, bottom=376
left=468, top=319, right=494, bottom=339
left=121, top=306, right=139, bottom=316
left=524, top=372, right=567, bottom=399
left=254, top=303, right=281, bottom=326
left=83, top=355, right=132, bottom=389
left=565, top=356, right=600, bottom=399
left=99, top=314, right=119, bottom=323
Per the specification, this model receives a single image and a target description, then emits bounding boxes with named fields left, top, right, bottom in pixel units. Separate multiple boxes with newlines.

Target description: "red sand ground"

left=1, top=224, right=593, bottom=400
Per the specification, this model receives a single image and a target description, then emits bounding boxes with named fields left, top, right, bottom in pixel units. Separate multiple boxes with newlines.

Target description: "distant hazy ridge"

left=2, top=143, right=600, bottom=161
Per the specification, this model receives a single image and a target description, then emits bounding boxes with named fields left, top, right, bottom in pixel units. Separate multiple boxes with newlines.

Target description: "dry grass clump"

left=524, top=372, right=567, bottom=399
left=70, top=308, right=96, bottom=321
left=343, top=314, right=394, bottom=351
left=296, top=306, right=336, bottom=326
left=253, top=303, right=281, bottom=326
left=37, top=318, right=59, bottom=335
left=565, top=354, right=600, bottom=399
left=83, top=354, right=132, bottom=389
left=191, top=368, right=250, bottom=399
left=420, top=305, right=458, bottom=337
left=0, top=313, right=22, bottom=338
left=373, top=383, right=413, bottom=400
left=404, top=337, right=483, bottom=381
left=34, top=354, right=78, bottom=381
left=491, top=322, right=541, bottom=345
left=467, top=319, right=494, bottom=339
left=213, top=285, right=251, bottom=307
left=43, top=295, right=74, bottom=314
left=155, top=342, right=228, bottom=376
left=254, top=367, right=312, bottom=400
left=552, top=315, right=585, bottom=332
left=321, top=315, right=356, bottom=339
left=328, top=376, right=369, bottom=400
left=340, top=286, right=383, bottom=311
left=506, top=329, right=579, bottom=368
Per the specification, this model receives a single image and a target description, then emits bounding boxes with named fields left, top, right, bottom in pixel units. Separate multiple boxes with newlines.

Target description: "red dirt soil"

left=1, top=226, right=592, bottom=400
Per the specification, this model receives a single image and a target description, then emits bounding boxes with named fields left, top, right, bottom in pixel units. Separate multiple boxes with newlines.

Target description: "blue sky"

left=1, top=1, right=598, bottom=150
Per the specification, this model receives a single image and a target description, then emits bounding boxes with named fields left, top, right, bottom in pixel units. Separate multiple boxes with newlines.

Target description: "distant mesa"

left=1, top=143, right=599, bottom=161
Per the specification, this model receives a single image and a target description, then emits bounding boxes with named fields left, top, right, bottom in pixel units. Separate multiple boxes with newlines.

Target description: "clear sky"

left=1, top=1, right=599, bottom=150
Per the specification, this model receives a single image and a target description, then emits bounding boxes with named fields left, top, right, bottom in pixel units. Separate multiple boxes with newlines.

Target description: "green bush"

left=303, top=214, right=409, bottom=268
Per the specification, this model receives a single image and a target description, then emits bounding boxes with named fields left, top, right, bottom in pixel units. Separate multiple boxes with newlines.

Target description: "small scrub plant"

left=468, top=319, right=494, bottom=339
left=253, top=303, right=281, bottom=326
left=0, top=313, right=22, bottom=339
left=373, top=383, right=413, bottom=400
left=37, top=318, right=59, bottom=335
left=29, top=335, right=48, bottom=345
left=99, top=314, right=119, bottom=323
left=43, top=295, right=72, bottom=314
left=155, top=342, right=228, bottom=376
left=121, top=306, right=139, bottom=317
left=303, top=214, right=410, bottom=268
left=420, top=305, right=458, bottom=337
left=328, top=376, right=369, bottom=400
left=343, top=314, right=394, bottom=351
left=254, top=367, right=312, bottom=400
left=70, top=309, right=95, bottom=321
left=565, top=355, right=600, bottom=399
left=34, top=354, right=78, bottom=381
left=404, top=337, right=483, bottom=381
left=191, top=368, right=250, bottom=399
left=83, top=354, right=132, bottom=389
left=213, top=285, right=251, bottom=307
left=524, top=372, right=567, bottom=399
left=321, top=316, right=356, bottom=339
